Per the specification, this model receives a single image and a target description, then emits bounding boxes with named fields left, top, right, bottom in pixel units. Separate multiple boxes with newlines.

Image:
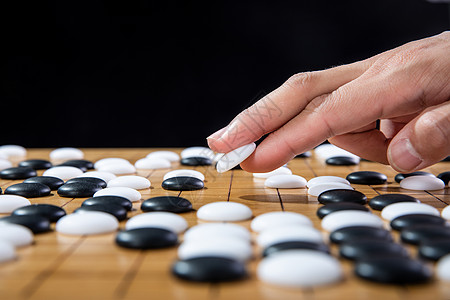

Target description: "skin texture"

left=207, top=31, right=450, bottom=173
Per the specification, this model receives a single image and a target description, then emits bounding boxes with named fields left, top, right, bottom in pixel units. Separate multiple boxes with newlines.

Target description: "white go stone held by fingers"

left=216, top=143, right=256, bottom=173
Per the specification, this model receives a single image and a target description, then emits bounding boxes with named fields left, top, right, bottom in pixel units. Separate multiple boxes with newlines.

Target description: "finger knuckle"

left=283, top=72, right=315, bottom=91
left=416, top=109, right=450, bottom=150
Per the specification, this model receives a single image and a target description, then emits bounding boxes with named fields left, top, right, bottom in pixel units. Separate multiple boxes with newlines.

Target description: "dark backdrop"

left=1, top=0, right=449, bottom=148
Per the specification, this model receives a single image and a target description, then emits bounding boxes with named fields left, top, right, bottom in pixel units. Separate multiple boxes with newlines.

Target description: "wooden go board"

left=0, top=148, right=449, bottom=300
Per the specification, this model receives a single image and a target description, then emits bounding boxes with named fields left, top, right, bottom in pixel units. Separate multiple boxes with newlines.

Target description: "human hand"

left=207, top=31, right=450, bottom=173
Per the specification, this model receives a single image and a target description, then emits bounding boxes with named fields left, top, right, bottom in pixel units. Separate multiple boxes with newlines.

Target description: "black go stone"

left=339, top=240, right=409, bottom=261
left=295, top=151, right=311, bottom=158
left=24, top=176, right=65, bottom=190
left=57, top=182, right=103, bottom=198
left=390, top=214, right=447, bottom=231
left=316, top=203, right=370, bottom=219
left=172, top=257, right=247, bottom=282
left=346, top=171, right=387, bottom=185
left=0, top=167, right=37, bottom=180
left=75, top=204, right=127, bottom=221
left=4, top=183, right=51, bottom=198
left=437, top=171, right=450, bottom=185
left=325, top=156, right=360, bottom=166
left=162, top=176, right=204, bottom=191
left=0, top=215, right=51, bottom=233
left=318, top=189, right=367, bottom=205
left=18, top=159, right=52, bottom=170
left=116, top=228, right=178, bottom=249
left=58, top=159, right=94, bottom=171
left=354, top=256, right=432, bottom=284
left=180, top=156, right=212, bottom=166
left=65, top=177, right=107, bottom=188
left=141, top=196, right=193, bottom=213
left=330, top=226, right=393, bottom=244
left=82, top=196, right=133, bottom=211
left=12, top=204, right=66, bottom=222
left=394, top=171, right=435, bottom=183
left=418, top=239, right=450, bottom=261
left=263, top=241, right=329, bottom=257
left=369, top=193, right=419, bottom=211
left=400, top=224, right=450, bottom=245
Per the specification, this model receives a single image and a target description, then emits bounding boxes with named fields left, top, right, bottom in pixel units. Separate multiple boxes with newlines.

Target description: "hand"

left=207, top=31, right=450, bottom=173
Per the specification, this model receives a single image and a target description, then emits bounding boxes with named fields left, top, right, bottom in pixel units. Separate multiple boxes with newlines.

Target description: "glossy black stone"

left=12, top=204, right=66, bottom=222
left=400, top=225, right=450, bottom=245
left=437, top=171, right=450, bottom=185
left=0, top=167, right=37, bottom=180
left=316, top=203, right=370, bottom=219
left=0, top=215, right=51, bottom=233
left=394, top=171, right=434, bottom=183
left=329, top=226, right=393, bottom=244
left=390, top=214, right=447, bottom=231
left=346, top=171, right=387, bottom=185
left=141, top=196, right=193, bottom=213
left=75, top=204, right=127, bottom=221
left=18, top=159, right=52, bottom=170
left=326, top=156, right=359, bottom=166
left=369, top=193, right=419, bottom=211
left=23, top=176, right=65, bottom=190
left=263, top=241, right=329, bottom=257
left=57, top=182, right=103, bottom=198
left=4, top=183, right=51, bottom=198
left=58, top=159, right=94, bottom=171
left=82, top=196, right=133, bottom=211
left=180, top=156, right=212, bottom=166
left=418, top=239, right=450, bottom=261
left=318, top=189, right=367, bottom=205
left=354, top=257, right=432, bottom=284
left=116, top=228, right=178, bottom=249
left=172, top=257, right=247, bottom=282
left=339, top=240, right=409, bottom=261
left=65, top=177, right=107, bottom=188
left=162, top=176, right=204, bottom=191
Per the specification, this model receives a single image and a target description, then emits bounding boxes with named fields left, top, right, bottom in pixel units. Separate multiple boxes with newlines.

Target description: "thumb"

left=388, top=101, right=450, bottom=172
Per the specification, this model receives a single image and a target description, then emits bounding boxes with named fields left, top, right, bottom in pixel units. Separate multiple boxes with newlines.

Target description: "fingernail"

left=207, top=126, right=228, bottom=141
left=389, top=138, right=423, bottom=172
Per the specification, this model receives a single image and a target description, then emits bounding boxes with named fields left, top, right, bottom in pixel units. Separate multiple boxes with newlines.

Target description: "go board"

left=0, top=148, right=449, bottom=300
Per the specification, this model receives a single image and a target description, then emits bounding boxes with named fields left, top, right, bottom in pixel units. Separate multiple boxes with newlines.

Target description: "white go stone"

left=0, top=195, right=31, bottom=213
left=146, top=151, right=180, bottom=162
left=178, top=237, right=252, bottom=262
left=0, top=223, right=34, bottom=247
left=256, top=225, right=324, bottom=248
left=197, top=201, right=252, bottom=222
left=381, top=202, right=440, bottom=221
left=314, top=144, right=359, bottom=160
left=134, top=158, right=171, bottom=170
left=0, top=240, right=16, bottom=263
left=183, top=223, right=251, bottom=243
left=442, top=205, right=450, bottom=221
left=437, top=254, right=450, bottom=281
left=43, top=166, right=84, bottom=180
left=94, top=158, right=130, bottom=169
left=400, top=175, right=445, bottom=191
left=253, top=166, right=292, bottom=179
left=321, top=211, right=384, bottom=232
left=251, top=211, right=312, bottom=233
left=0, top=159, right=13, bottom=171
left=257, top=250, right=343, bottom=288
left=97, top=163, right=136, bottom=175
left=306, top=176, right=351, bottom=188
left=56, top=211, right=119, bottom=236
left=107, top=175, right=151, bottom=190
left=308, top=182, right=353, bottom=196
left=163, top=169, right=205, bottom=181
left=0, top=145, right=27, bottom=158
left=216, top=143, right=256, bottom=173
left=264, top=174, right=307, bottom=189
left=77, top=171, right=116, bottom=183
left=94, top=187, right=141, bottom=202
left=50, top=147, right=84, bottom=161
left=125, top=212, right=188, bottom=234
left=181, top=147, right=215, bottom=159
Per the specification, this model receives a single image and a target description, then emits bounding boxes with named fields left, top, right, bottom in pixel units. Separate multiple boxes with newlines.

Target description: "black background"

left=1, top=0, right=449, bottom=148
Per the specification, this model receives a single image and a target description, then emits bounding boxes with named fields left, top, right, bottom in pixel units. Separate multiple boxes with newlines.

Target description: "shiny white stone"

left=400, top=175, right=445, bottom=190
left=56, top=211, right=119, bottom=235
left=257, top=250, right=343, bottom=288
left=178, top=237, right=252, bottom=262
left=306, top=176, right=351, bottom=188
left=308, top=182, right=353, bottom=196
left=125, top=212, right=188, bottom=234
left=0, top=195, right=31, bottom=213
left=0, top=240, right=16, bottom=263
left=321, top=211, right=383, bottom=232
left=146, top=151, right=180, bottom=162
left=381, top=202, right=440, bottom=221
left=251, top=211, right=312, bottom=233
left=43, top=166, right=84, bottom=180
left=256, top=225, right=323, bottom=248
left=94, top=158, right=130, bottom=169
left=216, top=143, right=256, bottom=173
left=94, top=187, right=141, bottom=202
left=107, top=175, right=151, bottom=190
left=442, top=205, right=450, bottom=221
left=437, top=254, right=450, bottom=281
left=134, top=158, right=171, bottom=170
left=197, top=201, right=252, bottom=221
left=0, top=159, right=13, bottom=171
left=50, top=147, right=84, bottom=161
left=97, top=163, right=136, bottom=175
left=183, top=223, right=251, bottom=243
left=253, top=166, right=292, bottom=178
left=0, top=224, right=34, bottom=247
left=264, top=174, right=307, bottom=189
left=163, top=169, right=205, bottom=181
left=0, top=145, right=27, bottom=158
left=314, top=144, right=359, bottom=160
left=181, top=147, right=215, bottom=159
left=77, top=171, right=116, bottom=183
